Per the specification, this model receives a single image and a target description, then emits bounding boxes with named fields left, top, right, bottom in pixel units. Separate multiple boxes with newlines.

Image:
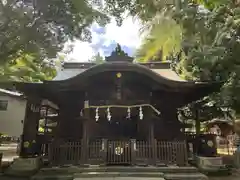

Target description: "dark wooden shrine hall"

left=4, top=47, right=221, bottom=166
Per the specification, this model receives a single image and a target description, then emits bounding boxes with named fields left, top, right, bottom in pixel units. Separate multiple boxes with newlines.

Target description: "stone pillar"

left=20, top=98, right=41, bottom=157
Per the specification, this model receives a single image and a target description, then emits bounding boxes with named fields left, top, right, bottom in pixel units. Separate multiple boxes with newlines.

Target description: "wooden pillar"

left=130, top=139, right=136, bottom=165
left=195, top=109, right=200, bottom=135
left=81, top=100, right=90, bottom=164
left=20, top=98, right=41, bottom=157
left=81, top=118, right=89, bottom=164
left=56, top=95, right=81, bottom=139
left=149, top=119, right=156, bottom=165
left=101, top=139, right=108, bottom=165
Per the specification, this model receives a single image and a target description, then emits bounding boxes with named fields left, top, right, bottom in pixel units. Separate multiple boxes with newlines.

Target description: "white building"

left=0, top=88, right=26, bottom=137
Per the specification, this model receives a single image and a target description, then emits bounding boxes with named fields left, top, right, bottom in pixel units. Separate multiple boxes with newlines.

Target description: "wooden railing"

left=48, top=141, right=82, bottom=165
left=47, top=139, right=188, bottom=166
left=135, top=141, right=152, bottom=164
left=135, top=140, right=187, bottom=166
left=157, top=141, right=188, bottom=166
left=88, top=139, right=103, bottom=164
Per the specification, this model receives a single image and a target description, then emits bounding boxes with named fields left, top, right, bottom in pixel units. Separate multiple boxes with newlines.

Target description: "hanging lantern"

left=127, top=107, right=131, bottom=119
left=107, top=107, right=111, bottom=121
left=95, top=107, right=99, bottom=121
left=139, top=106, right=143, bottom=120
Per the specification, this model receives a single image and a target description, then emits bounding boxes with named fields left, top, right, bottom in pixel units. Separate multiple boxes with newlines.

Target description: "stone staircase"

left=31, top=165, right=208, bottom=180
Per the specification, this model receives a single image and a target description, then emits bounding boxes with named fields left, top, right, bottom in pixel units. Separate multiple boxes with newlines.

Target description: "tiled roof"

left=0, top=88, right=23, bottom=97
left=53, top=62, right=186, bottom=82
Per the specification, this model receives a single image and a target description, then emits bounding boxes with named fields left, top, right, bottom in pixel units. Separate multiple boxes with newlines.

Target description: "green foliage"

left=0, top=0, right=112, bottom=64
left=0, top=54, right=56, bottom=82
left=0, top=0, right=139, bottom=66
left=89, top=53, right=104, bottom=64
left=196, top=0, right=230, bottom=10
left=0, top=0, right=193, bottom=67
left=136, top=16, right=182, bottom=62
left=131, top=0, right=240, bottom=118
left=0, top=0, right=134, bottom=82
left=173, top=3, right=240, bottom=114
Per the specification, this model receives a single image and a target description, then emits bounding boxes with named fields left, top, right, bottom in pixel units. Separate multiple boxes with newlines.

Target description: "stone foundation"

left=31, top=165, right=208, bottom=180
left=4, top=157, right=42, bottom=176
left=196, top=156, right=228, bottom=172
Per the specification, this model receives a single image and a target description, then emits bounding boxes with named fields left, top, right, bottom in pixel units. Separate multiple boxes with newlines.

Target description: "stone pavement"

left=74, top=178, right=164, bottom=180
left=209, top=175, right=239, bottom=180
left=30, top=166, right=208, bottom=180
left=0, top=176, right=167, bottom=180
left=0, top=176, right=238, bottom=180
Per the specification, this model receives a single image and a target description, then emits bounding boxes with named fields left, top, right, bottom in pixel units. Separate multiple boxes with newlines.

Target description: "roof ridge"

left=62, top=61, right=171, bottom=70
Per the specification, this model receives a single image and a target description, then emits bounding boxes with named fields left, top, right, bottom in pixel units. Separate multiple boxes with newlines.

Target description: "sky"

left=67, top=16, right=142, bottom=62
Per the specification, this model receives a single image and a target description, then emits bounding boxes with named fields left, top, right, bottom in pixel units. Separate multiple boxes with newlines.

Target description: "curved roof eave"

left=44, top=62, right=219, bottom=89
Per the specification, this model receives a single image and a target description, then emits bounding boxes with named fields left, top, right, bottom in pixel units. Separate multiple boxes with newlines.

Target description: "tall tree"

left=171, top=1, right=240, bottom=113
left=128, top=1, right=240, bottom=121
left=0, top=0, right=131, bottom=66
left=0, top=0, right=135, bottom=81
left=136, top=15, right=182, bottom=62
left=89, top=53, right=104, bottom=64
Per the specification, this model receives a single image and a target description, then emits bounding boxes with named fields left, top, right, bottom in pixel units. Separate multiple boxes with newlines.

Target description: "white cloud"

left=67, top=16, right=142, bottom=62
left=102, top=17, right=142, bottom=48
left=67, top=41, right=94, bottom=62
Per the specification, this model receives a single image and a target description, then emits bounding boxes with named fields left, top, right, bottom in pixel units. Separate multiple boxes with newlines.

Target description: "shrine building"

left=6, top=47, right=221, bottom=166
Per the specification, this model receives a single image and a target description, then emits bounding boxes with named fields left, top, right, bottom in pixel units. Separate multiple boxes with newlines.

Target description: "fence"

left=47, top=139, right=188, bottom=166
left=88, top=139, right=103, bottom=164
left=135, top=140, right=187, bottom=166
left=156, top=141, right=187, bottom=166
left=48, top=141, right=82, bottom=165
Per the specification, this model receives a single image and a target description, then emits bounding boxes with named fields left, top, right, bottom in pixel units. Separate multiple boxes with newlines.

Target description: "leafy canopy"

left=136, top=16, right=182, bottom=62
left=0, top=0, right=136, bottom=82
left=0, top=54, right=57, bottom=82
left=0, top=0, right=111, bottom=65
left=130, top=0, right=240, bottom=120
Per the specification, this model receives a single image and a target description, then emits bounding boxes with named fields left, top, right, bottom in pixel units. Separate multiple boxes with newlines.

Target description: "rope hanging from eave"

left=80, top=104, right=161, bottom=115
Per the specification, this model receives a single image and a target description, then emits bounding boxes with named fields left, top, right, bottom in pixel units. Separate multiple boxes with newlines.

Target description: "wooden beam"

left=42, top=99, right=59, bottom=110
